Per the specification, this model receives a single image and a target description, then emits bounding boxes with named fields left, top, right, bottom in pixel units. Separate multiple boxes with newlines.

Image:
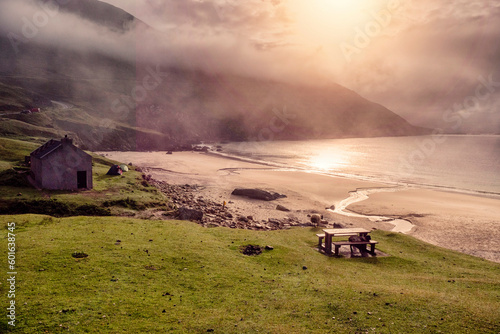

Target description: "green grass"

left=0, top=215, right=499, bottom=333
left=0, top=138, right=39, bottom=165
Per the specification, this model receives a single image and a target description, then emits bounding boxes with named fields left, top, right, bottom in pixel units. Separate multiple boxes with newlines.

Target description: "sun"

left=290, top=0, right=379, bottom=44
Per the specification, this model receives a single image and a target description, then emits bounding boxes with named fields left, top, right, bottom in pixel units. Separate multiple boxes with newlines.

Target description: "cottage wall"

left=31, top=156, right=43, bottom=184
left=32, top=143, right=93, bottom=190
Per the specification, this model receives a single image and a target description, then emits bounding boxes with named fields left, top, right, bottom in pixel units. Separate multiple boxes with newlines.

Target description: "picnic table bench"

left=331, top=240, right=378, bottom=256
left=318, top=228, right=378, bottom=256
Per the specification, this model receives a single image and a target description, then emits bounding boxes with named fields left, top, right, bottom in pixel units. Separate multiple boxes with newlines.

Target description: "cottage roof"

left=31, top=136, right=91, bottom=160
left=30, top=139, right=62, bottom=159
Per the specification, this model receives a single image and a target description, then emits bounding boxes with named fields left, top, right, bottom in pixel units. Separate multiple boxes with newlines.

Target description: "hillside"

left=0, top=215, right=499, bottom=333
left=0, top=0, right=430, bottom=150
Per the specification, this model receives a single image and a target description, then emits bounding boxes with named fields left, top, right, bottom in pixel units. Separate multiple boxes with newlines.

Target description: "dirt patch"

left=240, top=245, right=262, bottom=256
left=72, top=251, right=88, bottom=259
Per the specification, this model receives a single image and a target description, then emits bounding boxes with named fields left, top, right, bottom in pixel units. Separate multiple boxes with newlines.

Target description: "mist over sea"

left=220, top=135, right=500, bottom=196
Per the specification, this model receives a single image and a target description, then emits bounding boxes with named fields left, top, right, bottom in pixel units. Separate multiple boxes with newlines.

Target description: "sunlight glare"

left=292, top=0, right=378, bottom=44
left=308, top=150, right=349, bottom=172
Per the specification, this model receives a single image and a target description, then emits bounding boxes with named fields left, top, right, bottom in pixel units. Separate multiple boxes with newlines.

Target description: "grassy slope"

left=0, top=82, right=35, bottom=111
left=0, top=216, right=498, bottom=333
left=0, top=82, right=172, bottom=151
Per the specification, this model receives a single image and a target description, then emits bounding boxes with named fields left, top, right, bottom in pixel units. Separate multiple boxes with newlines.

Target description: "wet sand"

left=101, top=151, right=500, bottom=263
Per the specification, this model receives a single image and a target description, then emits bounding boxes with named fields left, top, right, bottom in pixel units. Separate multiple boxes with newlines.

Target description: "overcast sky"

left=2, top=0, right=499, bottom=132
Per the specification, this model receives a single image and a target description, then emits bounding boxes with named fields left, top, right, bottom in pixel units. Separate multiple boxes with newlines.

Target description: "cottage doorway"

left=77, top=171, right=87, bottom=189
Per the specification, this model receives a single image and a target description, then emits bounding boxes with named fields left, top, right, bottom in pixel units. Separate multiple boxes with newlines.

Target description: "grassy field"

left=0, top=215, right=499, bottom=333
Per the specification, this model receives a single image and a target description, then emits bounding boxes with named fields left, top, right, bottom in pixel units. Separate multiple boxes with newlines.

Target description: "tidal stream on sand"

left=330, top=186, right=415, bottom=233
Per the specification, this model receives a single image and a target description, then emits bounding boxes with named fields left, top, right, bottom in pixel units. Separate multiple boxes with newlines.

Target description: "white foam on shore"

left=329, top=186, right=415, bottom=234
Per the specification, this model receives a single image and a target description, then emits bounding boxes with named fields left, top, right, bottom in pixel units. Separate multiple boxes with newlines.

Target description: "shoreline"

left=207, top=150, right=500, bottom=200
left=99, top=150, right=500, bottom=263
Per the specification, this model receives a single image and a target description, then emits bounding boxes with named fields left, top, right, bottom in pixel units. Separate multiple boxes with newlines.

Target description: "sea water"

left=220, top=135, right=500, bottom=196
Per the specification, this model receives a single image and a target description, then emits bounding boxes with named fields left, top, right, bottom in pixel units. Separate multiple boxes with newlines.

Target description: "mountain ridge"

left=0, top=0, right=431, bottom=150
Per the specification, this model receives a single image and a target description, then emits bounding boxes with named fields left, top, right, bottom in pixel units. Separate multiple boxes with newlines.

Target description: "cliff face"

left=0, top=0, right=430, bottom=150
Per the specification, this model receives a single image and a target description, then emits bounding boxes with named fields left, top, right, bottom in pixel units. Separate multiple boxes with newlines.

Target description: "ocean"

left=219, top=135, right=500, bottom=197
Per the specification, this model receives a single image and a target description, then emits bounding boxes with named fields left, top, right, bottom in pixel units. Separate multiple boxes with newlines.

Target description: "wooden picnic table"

left=321, top=228, right=371, bottom=255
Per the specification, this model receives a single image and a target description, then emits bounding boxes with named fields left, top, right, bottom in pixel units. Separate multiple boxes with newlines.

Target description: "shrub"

left=0, top=200, right=111, bottom=217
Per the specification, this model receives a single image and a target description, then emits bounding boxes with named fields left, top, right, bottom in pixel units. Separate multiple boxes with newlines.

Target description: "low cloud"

left=1, top=0, right=499, bottom=132
left=0, top=0, right=137, bottom=61
left=337, top=0, right=500, bottom=132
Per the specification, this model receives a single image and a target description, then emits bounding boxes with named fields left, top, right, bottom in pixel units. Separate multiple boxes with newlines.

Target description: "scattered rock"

left=231, top=188, right=286, bottom=201
left=265, top=245, right=274, bottom=250
left=146, top=178, right=316, bottom=231
left=268, top=218, right=281, bottom=226
left=302, top=266, right=308, bottom=270
left=276, top=204, right=290, bottom=212
left=193, top=145, right=209, bottom=152
left=166, top=151, right=173, bottom=155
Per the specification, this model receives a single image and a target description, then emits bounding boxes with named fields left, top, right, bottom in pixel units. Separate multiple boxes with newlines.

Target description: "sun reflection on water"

left=308, top=150, right=350, bottom=171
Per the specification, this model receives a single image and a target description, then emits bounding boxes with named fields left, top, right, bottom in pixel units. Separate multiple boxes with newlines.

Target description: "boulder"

left=177, top=207, right=203, bottom=221
left=310, top=214, right=322, bottom=225
left=319, top=220, right=329, bottom=227
left=231, top=188, right=286, bottom=201
left=276, top=204, right=290, bottom=212
left=268, top=218, right=281, bottom=226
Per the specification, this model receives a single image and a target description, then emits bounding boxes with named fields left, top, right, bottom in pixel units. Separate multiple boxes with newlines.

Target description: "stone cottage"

left=30, top=136, right=93, bottom=190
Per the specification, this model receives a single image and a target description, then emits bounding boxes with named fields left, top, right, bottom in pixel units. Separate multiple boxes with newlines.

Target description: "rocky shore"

left=141, top=171, right=332, bottom=231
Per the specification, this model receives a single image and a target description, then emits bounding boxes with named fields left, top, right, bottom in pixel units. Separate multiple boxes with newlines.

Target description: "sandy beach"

left=101, top=151, right=500, bottom=263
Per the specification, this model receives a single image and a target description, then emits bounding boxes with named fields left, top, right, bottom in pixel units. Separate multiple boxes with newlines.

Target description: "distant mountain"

left=53, top=0, right=149, bottom=32
left=0, top=0, right=430, bottom=150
